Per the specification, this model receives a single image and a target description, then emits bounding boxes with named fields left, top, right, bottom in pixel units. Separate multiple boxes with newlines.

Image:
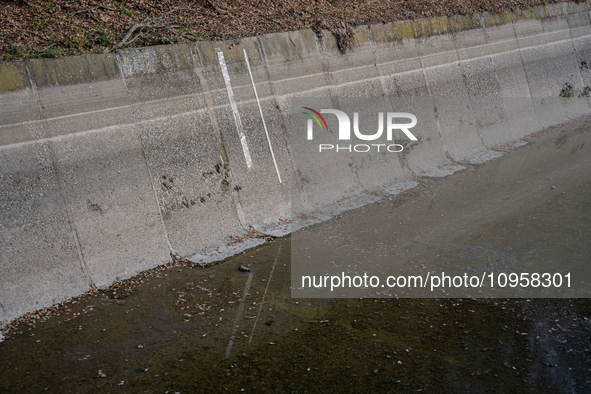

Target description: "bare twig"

left=116, top=5, right=194, bottom=47
left=116, top=4, right=216, bottom=47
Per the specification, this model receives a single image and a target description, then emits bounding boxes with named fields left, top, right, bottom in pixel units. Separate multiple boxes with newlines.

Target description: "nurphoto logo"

left=303, top=107, right=418, bottom=153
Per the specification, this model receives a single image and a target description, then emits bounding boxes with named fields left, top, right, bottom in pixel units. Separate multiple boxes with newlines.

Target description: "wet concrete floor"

left=1, top=116, right=591, bottom=393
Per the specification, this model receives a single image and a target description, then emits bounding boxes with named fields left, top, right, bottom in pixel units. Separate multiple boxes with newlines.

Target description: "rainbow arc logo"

left=302, top=107, right=328, bottom=133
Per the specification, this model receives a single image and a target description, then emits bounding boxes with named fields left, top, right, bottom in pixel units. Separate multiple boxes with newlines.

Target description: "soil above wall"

left=0, top=0, right=576, bottom=61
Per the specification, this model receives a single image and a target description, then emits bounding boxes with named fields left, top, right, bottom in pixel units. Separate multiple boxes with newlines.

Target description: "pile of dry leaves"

left=0, top=0, right=572, bottom=61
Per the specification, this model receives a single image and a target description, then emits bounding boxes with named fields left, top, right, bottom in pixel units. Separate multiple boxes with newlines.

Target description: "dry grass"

left=1, top=0, right=569, bottom=61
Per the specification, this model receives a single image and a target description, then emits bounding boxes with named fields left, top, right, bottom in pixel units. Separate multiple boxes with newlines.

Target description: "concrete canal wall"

left=1, top=1, right=591, bottom=325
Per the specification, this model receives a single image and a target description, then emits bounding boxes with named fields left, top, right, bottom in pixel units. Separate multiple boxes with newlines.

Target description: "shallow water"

left=1, top=116, right=591, bottom=393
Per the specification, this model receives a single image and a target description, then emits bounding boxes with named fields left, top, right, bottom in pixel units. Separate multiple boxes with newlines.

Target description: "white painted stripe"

left=225, top=271, right=253, bottom=359
left=243, top=49, right=282, bottom=183
left=239, top=136, right=252, bottom=169
left=248, top=245, right=282, bottom=345
left=216, top=48, right=253, bottom=168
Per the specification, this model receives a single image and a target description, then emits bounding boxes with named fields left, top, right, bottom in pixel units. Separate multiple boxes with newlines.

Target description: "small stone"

left=265, top=320, right=275, bottom=327
left=373, top=369, right=379, bottom=374
left=238, top=266, right=250, bottom=272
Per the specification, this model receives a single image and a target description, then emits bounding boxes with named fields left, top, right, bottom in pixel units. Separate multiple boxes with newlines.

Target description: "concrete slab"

left=289, top=97, right=362, bottom=213
left=539, top=16, right=590, bottom=119
left=27, top=54, right=131, bottom=138
left=51, top=125, right=170, bottom=287
left=426, top=67, right=487, bottom=161
left=117, top=45, right=207, bottom=119
left=0, top=141, right=89, bottom=324
left=118, top=44, right=246, bottom=258
left=0, top=63, right=43, bottom=146
left=256, top=30, right=327, bottom=97
left=487, top=21, right=542, bottom=140
left=201, top=41, right=291, bottom=235
left=331, top=97, right=408, bottom=190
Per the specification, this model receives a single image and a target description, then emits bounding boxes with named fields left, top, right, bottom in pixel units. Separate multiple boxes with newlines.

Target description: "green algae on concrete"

left=26, top=53, right=120, bottom=87
left=0, top=63, right=26, bottom=93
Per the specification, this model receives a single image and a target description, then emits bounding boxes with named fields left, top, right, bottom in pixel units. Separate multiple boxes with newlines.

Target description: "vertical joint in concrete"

left=24, top=63, right=96, bottom=287
left=114, top=50, right=177, bottom=258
